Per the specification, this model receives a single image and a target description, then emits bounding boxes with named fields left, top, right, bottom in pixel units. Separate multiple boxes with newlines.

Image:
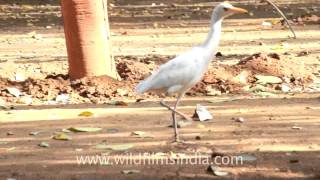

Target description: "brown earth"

left=0, top=53, right=317, bottom=105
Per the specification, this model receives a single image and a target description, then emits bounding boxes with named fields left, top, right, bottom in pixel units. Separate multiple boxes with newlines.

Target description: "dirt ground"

left=0, top=0, right=320, bottom=179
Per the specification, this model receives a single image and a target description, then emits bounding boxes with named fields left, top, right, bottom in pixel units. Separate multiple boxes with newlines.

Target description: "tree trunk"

left=61, top=0, right=118, bottom=80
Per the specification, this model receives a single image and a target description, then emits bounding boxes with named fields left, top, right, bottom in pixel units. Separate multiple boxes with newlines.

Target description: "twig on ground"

left=264, top=0, right=297, bottom=39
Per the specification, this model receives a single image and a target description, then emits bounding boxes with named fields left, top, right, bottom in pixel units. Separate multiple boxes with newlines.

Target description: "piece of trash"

left=122, top=170, right=141, bottom=175
left=68, top=127, right=102, bottom=132
left=6, top=87, right=22, bottom=97
left=207, top=165, right=230, bottom=177
left=39, top=142, right=50, bottom=148
left=15, top=73, right=26, bottom=82
left=95, top=143, right=134, bottom=151
left=262, top=21, right=272, bottom=27
left=193, top=104, right=213, bottom=121
left=78, top=111, right=94, bottom=117
left=53, top=133, right=72, bottom=141
left=55, top=94, right=70, bottom=104
left=280, top=84, right=291, bottom=93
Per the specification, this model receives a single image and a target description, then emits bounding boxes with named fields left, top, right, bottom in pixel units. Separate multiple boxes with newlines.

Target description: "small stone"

left=292, top=126, right=302, bottom=130
left=7, top=131, right=14, bottom=136
left=232, top=117, right=245, bottom=123
left=17, top=96, right=33, bottom=105
left=195, top=136, right=201, bottom=140
left=39, top=142, right=50, bottom=148
left=297, top=51, right=309, bottom=57
left=115, top=88, right=128, bottom=96
left=215, top=52, right=223, bottom=57
left=205, top=86, right=222, bottom=96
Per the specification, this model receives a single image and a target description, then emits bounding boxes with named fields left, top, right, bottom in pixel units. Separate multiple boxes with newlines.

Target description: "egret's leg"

left=172, top=93, right=184, bottom=142
left=160, top=99, right=192, bottom=121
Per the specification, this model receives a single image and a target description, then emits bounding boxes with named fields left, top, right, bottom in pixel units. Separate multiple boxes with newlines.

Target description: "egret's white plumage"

left=135, top=2, right=248, bottom=142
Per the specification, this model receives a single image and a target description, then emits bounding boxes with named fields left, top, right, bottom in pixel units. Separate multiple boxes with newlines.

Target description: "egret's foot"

left=160, top=101, right=192, bottom=121
left=171, top=137, right=183, bottom=144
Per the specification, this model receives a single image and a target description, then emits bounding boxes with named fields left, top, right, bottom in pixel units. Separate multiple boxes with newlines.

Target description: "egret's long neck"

left=202, top=13, right=222, bottom=58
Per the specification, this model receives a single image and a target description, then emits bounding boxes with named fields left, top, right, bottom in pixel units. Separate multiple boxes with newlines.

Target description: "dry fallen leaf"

left=39, top=142, right=50, bottom=148
left=78, top=111, right=94, bottom=117
left=69, top=127, right=102, bottom=132
left=131, top=131, right=154, bottom=138
left=95, top=143, right=134, bottom=151
left=53, top=133, right=72, bottom=141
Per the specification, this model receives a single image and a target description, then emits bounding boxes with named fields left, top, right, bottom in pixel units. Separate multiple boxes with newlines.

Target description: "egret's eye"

left=223, top=7, right=228, bottom=11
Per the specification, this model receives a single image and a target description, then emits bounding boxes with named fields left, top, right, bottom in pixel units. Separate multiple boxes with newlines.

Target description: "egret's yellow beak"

left=229, top=7, right=248, bottom=14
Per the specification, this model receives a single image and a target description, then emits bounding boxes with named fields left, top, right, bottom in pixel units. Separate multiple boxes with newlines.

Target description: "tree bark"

left=61, top=0, right=118, bottom=80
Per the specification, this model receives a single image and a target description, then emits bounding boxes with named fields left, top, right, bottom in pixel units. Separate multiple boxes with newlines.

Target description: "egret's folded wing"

left=135, top=48, right=201, bottom=93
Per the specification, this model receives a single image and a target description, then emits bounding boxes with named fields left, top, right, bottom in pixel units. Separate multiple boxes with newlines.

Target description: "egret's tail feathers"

left=135, top=81, right=149, bottom=94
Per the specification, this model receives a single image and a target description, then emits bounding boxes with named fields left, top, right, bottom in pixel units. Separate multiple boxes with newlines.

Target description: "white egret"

left=135, top=2, right=248, bottom=142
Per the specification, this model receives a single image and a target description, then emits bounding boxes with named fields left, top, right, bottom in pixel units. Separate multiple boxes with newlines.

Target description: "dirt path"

left=0, top=95, right=320, bottom=179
